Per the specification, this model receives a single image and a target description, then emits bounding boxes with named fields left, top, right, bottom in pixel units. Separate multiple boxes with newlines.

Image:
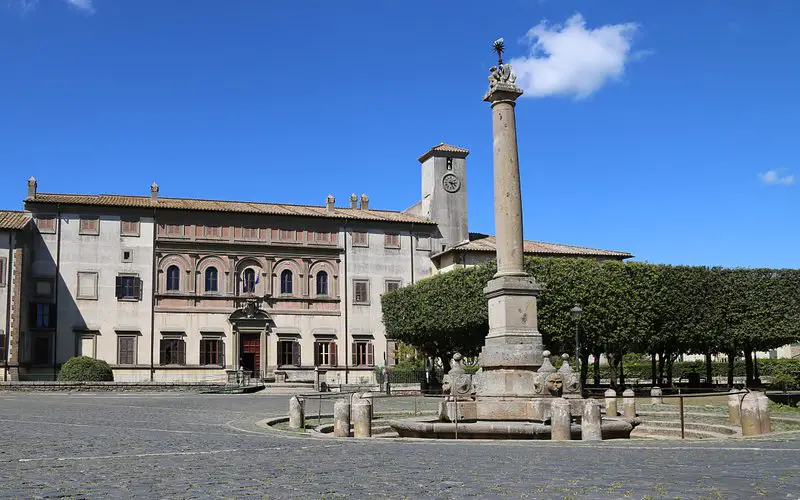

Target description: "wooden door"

left=241, top=334, right=261, bottom=375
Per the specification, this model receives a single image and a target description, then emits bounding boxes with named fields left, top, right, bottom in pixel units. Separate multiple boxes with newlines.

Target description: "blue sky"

left=1, top=1, right=799, bottom=268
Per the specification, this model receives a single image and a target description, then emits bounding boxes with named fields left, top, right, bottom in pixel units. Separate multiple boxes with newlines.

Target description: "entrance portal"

left=240, top=334, right=261, bottom=377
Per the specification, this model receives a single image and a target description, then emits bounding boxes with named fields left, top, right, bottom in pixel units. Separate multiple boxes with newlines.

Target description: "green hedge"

left=595, top=358, right=800, bottom=382
left=57, top=356, right=114, bottom=382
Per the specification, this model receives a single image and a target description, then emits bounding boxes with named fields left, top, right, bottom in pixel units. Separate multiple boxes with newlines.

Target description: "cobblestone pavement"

left=0, top=392, right=797, bottom=499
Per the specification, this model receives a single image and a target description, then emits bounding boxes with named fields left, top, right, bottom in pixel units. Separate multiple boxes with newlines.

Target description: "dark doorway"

left=240, top=334, right=260, bottom=377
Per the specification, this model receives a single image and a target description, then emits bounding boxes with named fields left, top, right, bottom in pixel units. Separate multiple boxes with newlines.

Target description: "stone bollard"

left=756, top=392, right=772, bottom=434
left=650, top=386, right=663, bottom=405
left=333, top=399, right=351, bottom=437
left=728, top=389, right=742, bottom=426
left=551, top=398, right=572, bottom=441
left=622, top=389, right=636, bottom=419
left=581, top=399, right=602, bottom=441
left=740, top=392, right=761, bottom=436
left=604, top=389, right=617, bottom=416
left=361, top=392, right=375, bottom=421
left=352, top=400, right=372, bottom=438
left=288, top=396, right=305, bottom=430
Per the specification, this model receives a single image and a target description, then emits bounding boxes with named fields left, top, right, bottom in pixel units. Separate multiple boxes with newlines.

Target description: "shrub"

left=57, top=356, right=114, bottom=382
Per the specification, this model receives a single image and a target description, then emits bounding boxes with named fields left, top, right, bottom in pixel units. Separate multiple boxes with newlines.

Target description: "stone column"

left=622, top=389, right=636, bottom=419
left=756, top=392, right=772, bottom=434
left=353, top=400, right=372, bottom=438
left=551, top=398, right=572, bottom=440
left=650, top=386, right=663, bottom=405
left=333, top=399, right=351, bottom=437
left=604, top=389, right=617, bottom=416
left=728, top=389, right=742, bottom=425
left=581, top=399, right=602, bottom=441
left=288, top=396, right=304, bottom=430
left=476, top=62, right=544, bottom=421
left=740, top=392, right=761, bottom=436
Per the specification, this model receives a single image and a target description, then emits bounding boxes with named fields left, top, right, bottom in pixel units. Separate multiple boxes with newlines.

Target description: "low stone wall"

left=0, top=381, right=230, bottom=392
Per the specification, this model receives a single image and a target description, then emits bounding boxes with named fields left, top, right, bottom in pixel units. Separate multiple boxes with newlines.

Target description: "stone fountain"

left=389, top=41, right=638, bottom=440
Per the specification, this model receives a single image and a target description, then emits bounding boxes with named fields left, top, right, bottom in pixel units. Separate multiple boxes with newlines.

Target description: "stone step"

left=632, top=425, right=730, bottom=440
left=637, top=419, right=737, bottom=435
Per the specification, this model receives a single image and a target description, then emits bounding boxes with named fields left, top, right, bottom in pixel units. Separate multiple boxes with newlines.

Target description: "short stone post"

left=728, top=389, right=742, bottom=426
left=288, top=396, right=304, bottom=430
left=740, top=392, right=761, bottom=436
left=353, top=400, right=372, bottom=438
left=650, top=386, right=663, bottom=405
left=604, top=389, right=617, bottom=416
left=551, top=398, right=572, bottom=441
left=581, top=399, right=602, bottom=441
left=622, top=389, right=636, bottom=419
left=756, top=392, right=772, bottom=434
left=333, top=399, right=351, bottom=437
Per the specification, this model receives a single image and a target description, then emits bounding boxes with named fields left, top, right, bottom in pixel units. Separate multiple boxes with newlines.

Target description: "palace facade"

left=1, top=144, right=632, bottom=383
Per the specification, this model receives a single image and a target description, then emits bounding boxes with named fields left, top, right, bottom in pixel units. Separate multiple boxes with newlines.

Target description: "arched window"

left=205, top=267, right=218, bottom=293
left=316, top=271, right=328, bottom=296
left=280, top=269, right=293, bottom=295
left=166, top=265, right=180, bottom=291
left=242, top=268, right=256, bottom=294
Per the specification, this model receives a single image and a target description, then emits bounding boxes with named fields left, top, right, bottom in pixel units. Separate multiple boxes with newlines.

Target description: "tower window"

left=446, top=157, right=453, bottom=170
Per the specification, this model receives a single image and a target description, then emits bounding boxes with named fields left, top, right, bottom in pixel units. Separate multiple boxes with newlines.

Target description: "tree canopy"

left=381, top=257, right=800, bottom=387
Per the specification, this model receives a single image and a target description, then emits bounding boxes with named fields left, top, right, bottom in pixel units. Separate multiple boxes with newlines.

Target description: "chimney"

left=27, top=176, right=37, bottom=200
left=150, top=182, right=159, bottom=201
left=350, top=193, right=358, bottom=209
left=325, top=194, right=335, bottom=213
left=360, top=193, right=369, bottom=210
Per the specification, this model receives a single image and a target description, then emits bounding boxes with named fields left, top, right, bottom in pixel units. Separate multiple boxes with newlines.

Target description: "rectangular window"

left=159, top=338, right=186, bottom=365
left=385, top=280, right=401, bottom=293
left=32, top=336, right=51, bottom=365
left=121, top=249, right=134, bottom=263
left=120, top=219, right=140, bottom=237
left=314, top=341, right=338, bottom=367
left=0, top=257, right=5, bottom=287
left=278, top=229, right=295, bottom=241
left=79, top=217, right=100, bottom=235
left=166, top=224, right=183, bottom=236
left=29, top=303, right=55, bottom=329
left=353, top=279, right=370, bottom=305
left=351, top=341, right=374, bottom=367
left=384, top=233, right=400, bottom=249
left=115, top=276, right=142, bottom=301
left=415, top=235, right=431, bottom=251
left=278, top=340, right=300, bottom=367
left=35, top=279, right=54, bottom=298
left=205, top=225, right=222, bottom=238
left=79, top=335, right=96, bottom=358
left=200, top=338, right=225, bottom=366
left=242, top=227, right=258, bottom=240
left=352, top=231, right=368, bottom=247
left=77, top=271, right=98, bottom=300
left=37, top=216, right=56, bottom=234
left=117, top=336, right=137, bottom=365
left=315, top=231, right=332, bottom=243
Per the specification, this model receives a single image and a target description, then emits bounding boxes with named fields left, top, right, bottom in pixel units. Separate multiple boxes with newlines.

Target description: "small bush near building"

left=57, top=356, right=114, bottom=382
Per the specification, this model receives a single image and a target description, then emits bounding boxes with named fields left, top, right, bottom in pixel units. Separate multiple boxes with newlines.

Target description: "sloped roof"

left=442, top=233, right=632, bottom=259
left=27, top=193, right=436, bottom=225
left=0, top=210, right=31, bottom=231
left=418, top=143, right=470, bottom=162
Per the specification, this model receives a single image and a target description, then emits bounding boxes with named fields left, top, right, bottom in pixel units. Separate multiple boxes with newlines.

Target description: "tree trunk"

left=607, top=353, right=619, bottom=391
left=666, top=357, right=675, bottom=387
left=593, top=350, right=601, bottom=386
left=727, top=351, right=735, bottom=388
left=657, top=352, right=666, bottom=387
left=580, top=351, right=590, bottom=390
left=705, top=350, right=713, bottom=387
left=744, top=348, right=754, bottom=387
left=619, top=354, right=626, bottom=391
left=651, top=352, right=657, bottom=386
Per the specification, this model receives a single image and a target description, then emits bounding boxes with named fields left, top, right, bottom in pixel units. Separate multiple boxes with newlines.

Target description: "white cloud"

left=509, top=13, right=642, bottom=99
left=65, top=0, right=94, bottom=13
left=759, top=170, right=795, bottom=186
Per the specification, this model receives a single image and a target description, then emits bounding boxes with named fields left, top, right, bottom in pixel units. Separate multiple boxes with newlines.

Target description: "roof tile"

left=447, top=235, right=632, bottom=259
left=0, top=210, right=31, bottom=231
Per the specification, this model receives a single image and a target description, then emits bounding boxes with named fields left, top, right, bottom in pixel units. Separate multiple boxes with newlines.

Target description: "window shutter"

left=219, top=340, right=225, bottom=368
left=330, top=342, right=338, bottom=367
left=179, top=340, right=186, bottom=365
left=115, top=277, right=123, bottom=298
left=367, top=343, right=374, bottom=366
left=29, top=304, right=36, bottom=326
left=200, top=340, right=207, bottom=364
left=293, top=341, right=301, bottom=366
left=133, top=278, right=142, bottom=300
left=159, top=340, right=166, bottom=365
left=351, top=343, right=357, bottom=366
left=313, top=342, right=320, bottom=367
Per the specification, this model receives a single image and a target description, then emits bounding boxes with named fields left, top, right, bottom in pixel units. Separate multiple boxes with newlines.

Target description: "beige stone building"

left=4, top=143, right=632, bottom=383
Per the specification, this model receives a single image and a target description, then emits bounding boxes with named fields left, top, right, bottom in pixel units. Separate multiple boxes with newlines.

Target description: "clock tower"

left=418, top=143, right=469, bottom=252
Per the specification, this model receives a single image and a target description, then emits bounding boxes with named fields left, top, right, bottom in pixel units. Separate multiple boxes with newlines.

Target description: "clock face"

left=442, top=173, right=461, bottom=193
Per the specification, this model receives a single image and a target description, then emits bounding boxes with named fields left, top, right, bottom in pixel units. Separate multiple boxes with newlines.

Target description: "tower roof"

left=418, top=143, right=470, bottom=163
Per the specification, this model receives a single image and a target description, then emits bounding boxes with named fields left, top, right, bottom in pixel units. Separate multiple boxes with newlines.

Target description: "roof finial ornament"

left=485, top=37, right=520, bottom=100
left=492, top=38, right=505, bottom=66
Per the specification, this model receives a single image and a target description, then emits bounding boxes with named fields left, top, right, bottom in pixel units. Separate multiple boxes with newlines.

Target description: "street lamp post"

left=570, top=305, right=583, bottom=371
